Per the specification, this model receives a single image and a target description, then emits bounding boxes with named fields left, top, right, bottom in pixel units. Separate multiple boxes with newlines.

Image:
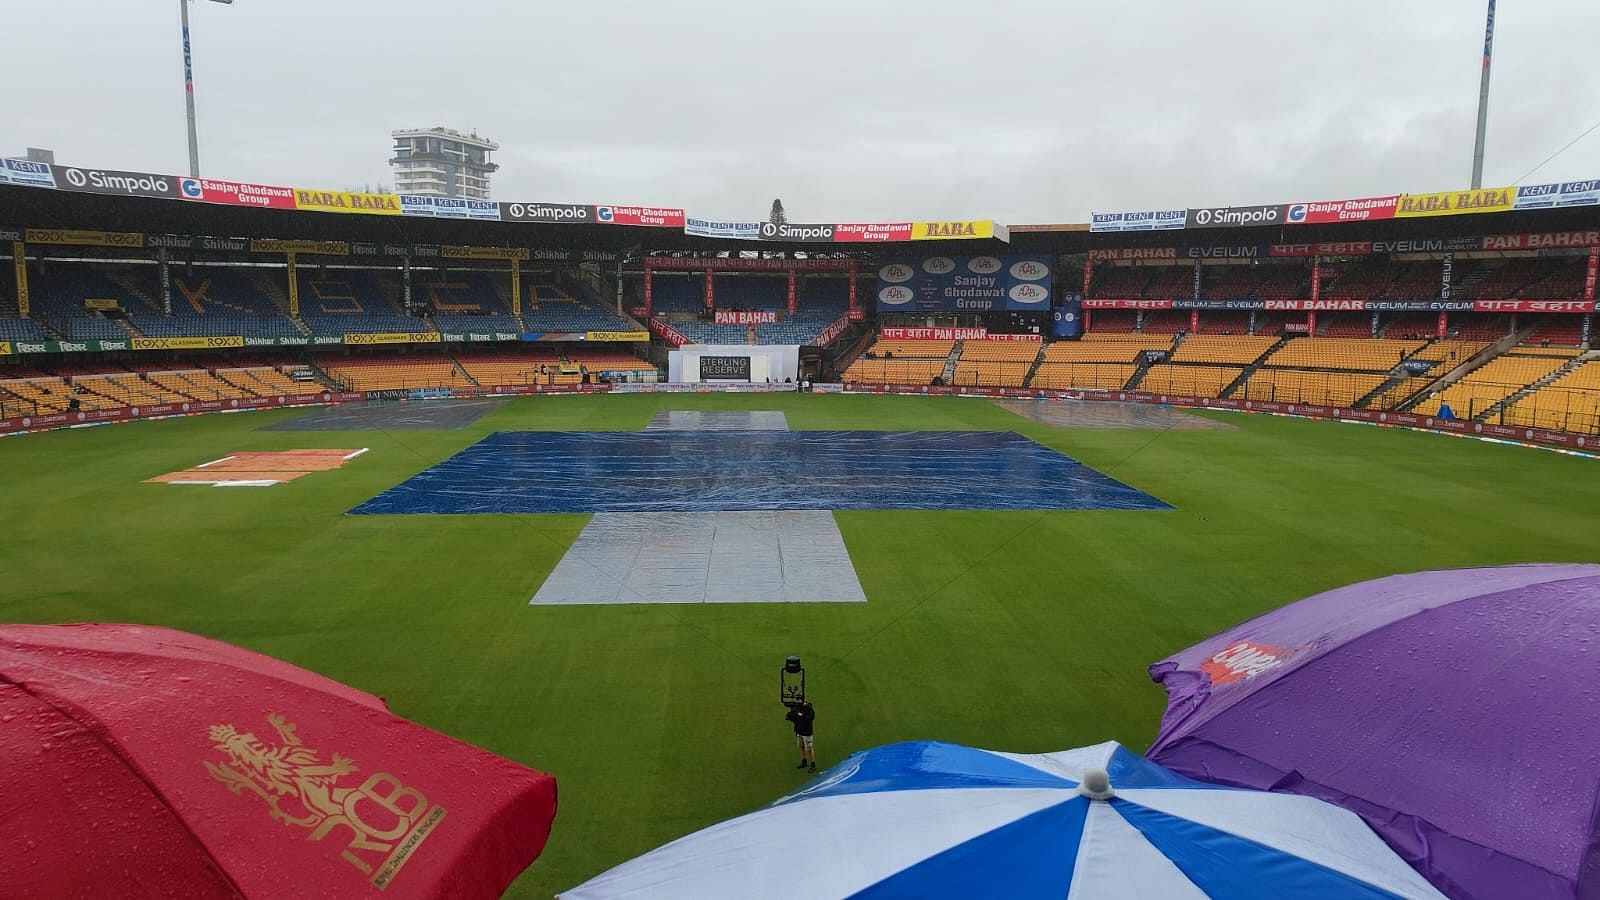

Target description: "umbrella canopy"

left=563, top=739, right=1443, bottom=899
left=1147, top=564, right=1600, bottom=900
left=0, top=624, right=556, bottom=899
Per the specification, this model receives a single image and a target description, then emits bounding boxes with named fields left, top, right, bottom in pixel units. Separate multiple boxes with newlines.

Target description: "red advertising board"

left=1263, top=299, right=1368, bottom=311
left=879, top=327, right=988, bottom=340
left=1087, top=248, right=1178, bottom=261
left=599, top=206, right=686, bottom=227
left=833, top=222, right=914, bottom=242
left=1083, top=299, right=1174, bottom=309
left=1269, top=242, right=1375, bottom=257
left=1586, top=248, right=1598, bottom=302
left=1471, top=300, right=1596, bottom=314
left=1478, top=230, right=1600, bottom=251
left=714, top=310, right=778, bottom=325
left=179, top=177, right=297, bottom=209
left=1285, top=196, right=1398, bottom=225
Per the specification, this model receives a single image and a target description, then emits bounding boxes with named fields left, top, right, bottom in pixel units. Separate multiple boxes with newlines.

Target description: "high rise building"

left=389, top=127, right=499, bottom=199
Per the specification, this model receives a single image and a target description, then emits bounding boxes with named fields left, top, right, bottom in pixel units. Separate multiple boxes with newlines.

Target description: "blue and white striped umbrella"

left=563, top=740, right=1445, bottom=899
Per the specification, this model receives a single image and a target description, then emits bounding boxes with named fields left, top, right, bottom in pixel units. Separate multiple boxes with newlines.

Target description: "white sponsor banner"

left=400, top=195, right=501, bottom=220
left=1514, top=180, right=1600, bottom=210
left=0, top=158, right=56, bottom=188
left=1089, top=209, right=1185, bottom=233
left=684, top=218, right=763, bottom=239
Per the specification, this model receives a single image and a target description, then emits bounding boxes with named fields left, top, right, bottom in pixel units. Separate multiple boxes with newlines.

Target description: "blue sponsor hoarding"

left=1090, top=209, right=1185, bottom=233
left=876, top=255, right=1052, bottom=312
left=1052, top=294, right=1083, bottom=338
left=400, top=195, right=501, bottom=220
left=1, top=158, right=57, bottom=188
left=1514, top=180, right=1600, bottom=210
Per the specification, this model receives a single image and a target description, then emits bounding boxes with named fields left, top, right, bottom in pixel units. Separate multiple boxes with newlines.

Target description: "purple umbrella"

left=1147, top=564, right=1600, bottom=900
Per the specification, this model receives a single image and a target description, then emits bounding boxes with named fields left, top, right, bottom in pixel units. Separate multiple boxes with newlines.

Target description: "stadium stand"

left=297, top=271, right=430, bottom=336
left=1261, top=338, right=1425, bottom=371
left=319, top=354, right=468, bottom=392
left=1239, top=370, right=1389, bottom=407
left=523, top=275, right=639, bottom=334
left=951, top=340, right=1041, bottom=387
left=1414, top=352, right=1573, bottom=419
left=27, top=264, right=145, bottom=340
left=1140, top=364, right=1243, bottom=398
left=843, top=337, right=953, bottom=385
left=1084, top=310, right=1138, bottom=332
left=1168, top=335, right=1278, bottom=365
left=1500, top=360, right=1600, bottom=433
left=420, top=271, right=519, bottom=334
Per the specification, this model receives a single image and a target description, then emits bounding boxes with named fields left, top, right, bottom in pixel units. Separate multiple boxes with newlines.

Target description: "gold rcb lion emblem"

left=205, top=713, right=446, bottom=891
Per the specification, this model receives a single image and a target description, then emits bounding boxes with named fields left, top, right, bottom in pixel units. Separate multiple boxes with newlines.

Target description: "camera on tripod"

left=780, top=655, right=805, bottom=707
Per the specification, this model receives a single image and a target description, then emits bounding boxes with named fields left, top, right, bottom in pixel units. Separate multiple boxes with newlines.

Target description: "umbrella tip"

left=1078, top=767, right=1114, bottom=800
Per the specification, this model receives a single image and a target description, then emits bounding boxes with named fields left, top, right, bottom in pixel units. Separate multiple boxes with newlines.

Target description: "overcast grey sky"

left=3, top=1, right=1598, bottom=223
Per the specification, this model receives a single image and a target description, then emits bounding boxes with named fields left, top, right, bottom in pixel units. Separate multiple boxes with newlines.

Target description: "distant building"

left=389, top=128, right=498, bottom=199
left=24, top=148, right=55, bottom=165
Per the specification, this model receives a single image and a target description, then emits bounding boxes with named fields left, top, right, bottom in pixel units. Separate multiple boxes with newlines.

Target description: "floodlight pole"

left=179, top=0, right=232, bottom=178
left=1470, top=0, right=1496, bottom=189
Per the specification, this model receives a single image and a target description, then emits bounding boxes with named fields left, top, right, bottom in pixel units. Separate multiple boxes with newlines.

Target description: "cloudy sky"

left=4, top=1, right=1598, bottom=223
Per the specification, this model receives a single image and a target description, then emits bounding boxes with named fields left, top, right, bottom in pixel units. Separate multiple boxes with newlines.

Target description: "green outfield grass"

left=5, top=393, right=1599, bottom=896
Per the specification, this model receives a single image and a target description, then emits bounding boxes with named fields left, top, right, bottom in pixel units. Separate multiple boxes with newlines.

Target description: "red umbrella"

left=0, top=624, right=556, bottom=899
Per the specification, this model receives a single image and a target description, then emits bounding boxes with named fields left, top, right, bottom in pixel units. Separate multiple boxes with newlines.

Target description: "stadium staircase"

left=451, top=354, right=480, bottom=386
left=112, top=318, right=144, bottom=339
left=1216, top=335, right=1293, bottom=398
left=1122, top=343, right=1172, bottom=391
left=1475, top=352, right=1598, bottom=422
left=254, top=274, right=314, bottom=336
left=1022, top=342, right=1051, bottom=385
left=106, top=271, right=163, bottom=315
left=1352, top=341, right=1445, bottom=408
left=941, top=342, right=962, bottom=383
left=1397, top=327, right=1533, bottom=411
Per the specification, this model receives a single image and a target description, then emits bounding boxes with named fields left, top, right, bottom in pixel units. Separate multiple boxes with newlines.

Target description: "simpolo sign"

left=758, top=222, right=836, bottom=242
left=51, top=166, right=179, bottom=199
left=499, top=202, right=592, bottom=223
left=1185, top=204, right=1286, bottom=229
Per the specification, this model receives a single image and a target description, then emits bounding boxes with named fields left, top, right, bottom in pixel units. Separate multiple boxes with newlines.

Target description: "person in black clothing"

left=786, top=700, right=816, bottom=772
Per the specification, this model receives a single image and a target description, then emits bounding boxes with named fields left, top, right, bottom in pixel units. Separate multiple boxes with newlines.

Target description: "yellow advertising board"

left=585, top=331, right=650, bottom=342
left=343, top=332, right=442, bottom=346
left=1394, top=187, right=1516, bottom=218
left=13, top=242, right=28, bottom=318
left=910, top=220, right=998, bottom=240
left=440, top=245, right=531, bottom=260
left=250, top=239, right=350, bottom=255
left=83, top=298, right=120, bottom=310
left=24, top=228, right=144, bottom=247
left=291, top=189, right=402, bottom=216
left=131, top=336, right=245, bottom=351
left=0, top=341, right=12, bottom=356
